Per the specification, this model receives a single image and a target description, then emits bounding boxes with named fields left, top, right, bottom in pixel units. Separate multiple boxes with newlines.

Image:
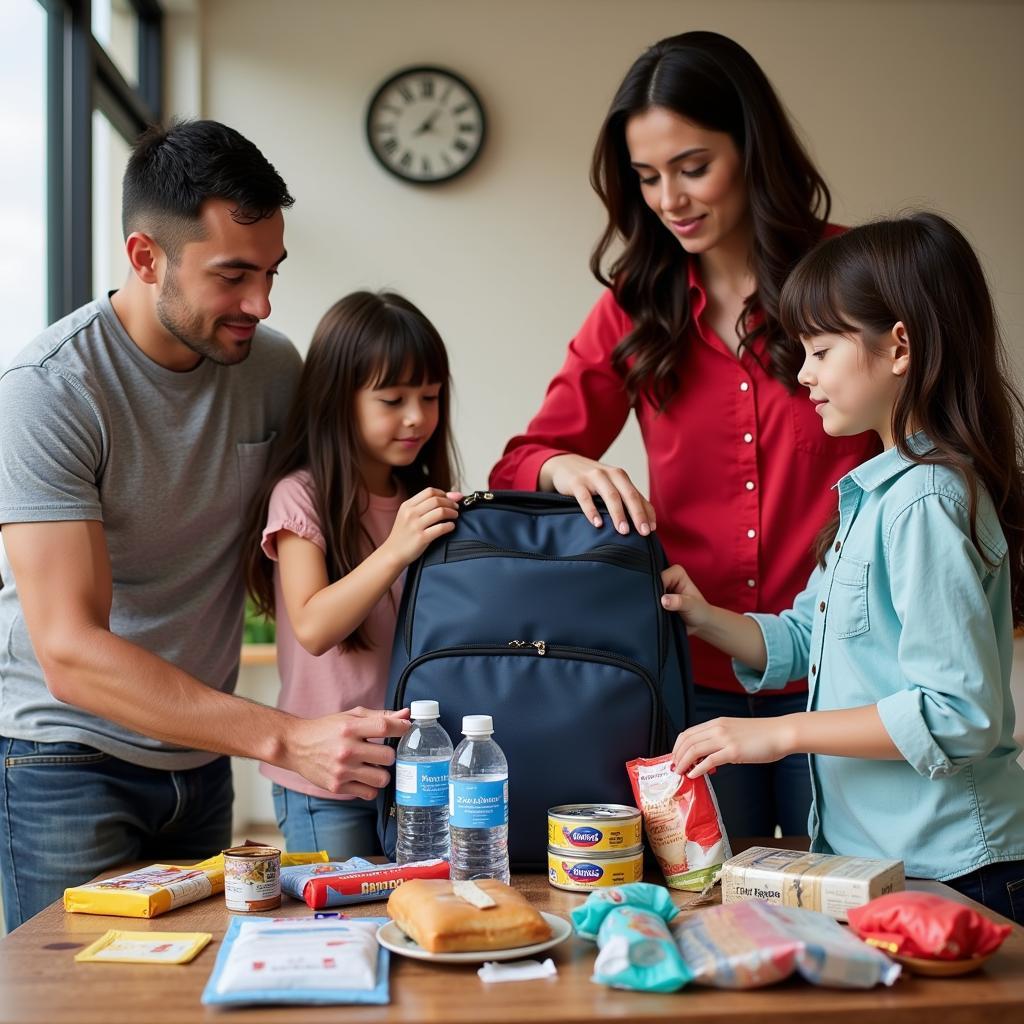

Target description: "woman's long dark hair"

left=243, top=291, right=460, bottom=650
left=590, top=30, right=831, bottom=409
left=779, top=212, right=1024, bottom=625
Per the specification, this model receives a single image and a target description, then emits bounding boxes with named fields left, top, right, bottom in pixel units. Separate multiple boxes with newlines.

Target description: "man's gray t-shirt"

left=0, top=295, right=302, bottom=768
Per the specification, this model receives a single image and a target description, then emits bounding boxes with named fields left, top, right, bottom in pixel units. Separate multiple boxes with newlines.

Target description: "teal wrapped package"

left=571, top=883, right=691, bottom=993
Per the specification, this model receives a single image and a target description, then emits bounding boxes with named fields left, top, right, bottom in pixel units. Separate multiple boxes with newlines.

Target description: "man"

left=0, top=120, right=408, bottom=931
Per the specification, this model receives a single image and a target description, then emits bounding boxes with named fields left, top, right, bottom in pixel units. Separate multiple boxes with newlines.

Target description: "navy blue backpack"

left=378, top=490, right=694, bottom=868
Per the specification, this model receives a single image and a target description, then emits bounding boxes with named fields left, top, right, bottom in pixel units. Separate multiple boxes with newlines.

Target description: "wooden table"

left=1, top=856, right=1021, bottom=1024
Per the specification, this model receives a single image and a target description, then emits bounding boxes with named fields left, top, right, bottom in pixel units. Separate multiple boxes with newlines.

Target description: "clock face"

left=366, top=66, right=486, bottom=185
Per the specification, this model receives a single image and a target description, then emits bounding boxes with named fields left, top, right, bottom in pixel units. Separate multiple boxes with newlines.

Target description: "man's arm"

left=3, top=520, right=408, bottom=798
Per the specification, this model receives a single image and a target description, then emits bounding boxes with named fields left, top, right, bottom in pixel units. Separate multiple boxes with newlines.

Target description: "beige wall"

left=178, top=0, right=1024, bottom=491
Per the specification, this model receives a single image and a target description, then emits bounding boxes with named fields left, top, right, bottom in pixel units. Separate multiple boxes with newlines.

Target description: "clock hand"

left=413, top=108, right=443, bottom=136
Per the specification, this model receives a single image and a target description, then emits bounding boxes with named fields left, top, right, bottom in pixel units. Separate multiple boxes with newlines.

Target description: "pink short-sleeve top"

left=258, top=469, right=403, bottom=799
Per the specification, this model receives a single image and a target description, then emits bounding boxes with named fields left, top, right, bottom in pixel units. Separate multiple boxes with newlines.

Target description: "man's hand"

left=285, top=707, right=411, bottom=798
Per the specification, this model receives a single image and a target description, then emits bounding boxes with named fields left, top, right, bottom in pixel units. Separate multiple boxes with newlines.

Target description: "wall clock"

left=365, top=66, right=486, bottom=185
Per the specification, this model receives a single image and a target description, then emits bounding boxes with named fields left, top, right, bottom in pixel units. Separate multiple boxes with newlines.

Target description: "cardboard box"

left=721, top=846, right=905, bottom=921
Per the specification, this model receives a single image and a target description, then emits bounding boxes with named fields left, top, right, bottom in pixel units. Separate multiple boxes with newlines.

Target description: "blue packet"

left=280, top=856, right=377, bottom=906
left=201, top=916, right=389, bottom=1006
left=571, top=883, right=691, bottom=993
left=280, top=856, right=449, bottom=908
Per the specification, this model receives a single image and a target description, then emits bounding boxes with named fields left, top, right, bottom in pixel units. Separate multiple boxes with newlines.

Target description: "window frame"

left=43, top=0, right=163, bottom=322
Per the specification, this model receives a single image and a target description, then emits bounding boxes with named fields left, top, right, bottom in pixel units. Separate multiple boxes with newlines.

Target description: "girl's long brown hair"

left=779, top=213, right=1024, bottom=625
left=590, top=30, right=832, bottom=410
left=243, top=291, right=460, bottom=650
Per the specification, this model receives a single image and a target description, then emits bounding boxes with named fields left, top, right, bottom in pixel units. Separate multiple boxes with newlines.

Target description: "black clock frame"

left=365, top=64, right=487, bottom=186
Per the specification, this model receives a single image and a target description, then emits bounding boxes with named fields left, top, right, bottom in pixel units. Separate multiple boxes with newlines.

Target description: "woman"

left=489, top=31, right=878, bottom=838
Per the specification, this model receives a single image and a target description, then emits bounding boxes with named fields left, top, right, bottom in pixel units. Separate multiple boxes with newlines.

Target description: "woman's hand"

left=671, top=716, right=796, bottom=778
left=660, top=565, right=713, bottom=632
left=540, top=453, right=656, bottom=535
left=383, top=487, right=462, bottom=566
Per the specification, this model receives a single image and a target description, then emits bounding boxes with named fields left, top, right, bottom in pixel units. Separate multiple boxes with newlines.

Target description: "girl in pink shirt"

left=244, top=291, right=461, bottom=858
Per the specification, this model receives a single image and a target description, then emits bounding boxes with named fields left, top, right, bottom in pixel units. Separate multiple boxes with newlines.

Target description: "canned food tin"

left=548, top=803, right=642, bottom=853
left=223, top=845, right=282, bottom=913
left=548, top=846, right=644, bottom=891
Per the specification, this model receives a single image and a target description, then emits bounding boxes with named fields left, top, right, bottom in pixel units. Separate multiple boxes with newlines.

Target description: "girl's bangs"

left=361, top=313, right=449, bottom=389
left=779, top=253, right=860, bottom=342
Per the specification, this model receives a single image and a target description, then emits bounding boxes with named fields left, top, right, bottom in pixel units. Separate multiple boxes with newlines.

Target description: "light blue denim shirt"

left=734, top=437, right=1024, bottom=880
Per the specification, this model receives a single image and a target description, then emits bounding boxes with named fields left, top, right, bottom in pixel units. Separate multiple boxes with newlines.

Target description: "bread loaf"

left=387, top=879, right=552, bottom=952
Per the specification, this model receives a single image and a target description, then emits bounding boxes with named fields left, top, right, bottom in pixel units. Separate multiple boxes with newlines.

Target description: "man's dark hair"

left=122, top=119, right=294, bottom=260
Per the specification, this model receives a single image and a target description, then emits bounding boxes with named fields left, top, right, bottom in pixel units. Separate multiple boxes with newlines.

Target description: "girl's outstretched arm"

left=661, top=564, right=768, bottom=669
left=672, top=705, right=901, bottom=777
left=279, top=487, right=461, bottom=656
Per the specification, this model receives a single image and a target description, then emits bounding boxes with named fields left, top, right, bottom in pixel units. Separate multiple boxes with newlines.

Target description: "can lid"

left=462, top=714, right=493, bottom=735
left=410, top=700, right=440, bottom=720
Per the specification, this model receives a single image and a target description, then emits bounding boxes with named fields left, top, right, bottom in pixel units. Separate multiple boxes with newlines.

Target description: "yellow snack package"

left=75, top=929, right=213, bottom=965
left=64, top=850, right=328, bottom=918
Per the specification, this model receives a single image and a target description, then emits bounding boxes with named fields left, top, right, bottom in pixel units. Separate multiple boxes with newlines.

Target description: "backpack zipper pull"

left=508, top=639, right=546, bottom=655
left=461, top=491, right=494, bottom=508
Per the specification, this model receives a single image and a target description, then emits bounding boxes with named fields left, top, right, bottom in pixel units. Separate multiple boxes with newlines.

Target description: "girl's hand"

left=660, top=565, right=712, bottom=632
left=383, top=487, right=462, bottom=566
left=540, top=453, right=656, bottom=535
left=671, top=716, right=796, bottom=778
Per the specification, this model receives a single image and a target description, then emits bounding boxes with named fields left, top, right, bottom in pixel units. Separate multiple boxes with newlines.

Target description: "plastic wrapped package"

left=571, top=883, right=691, bottom=992
left=672, top=899, right=902, bottom=989
left=201, top=917, right=389, bottom=1007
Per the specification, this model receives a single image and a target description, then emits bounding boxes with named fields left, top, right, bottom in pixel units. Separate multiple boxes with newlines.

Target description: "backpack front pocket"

left=384, top=644, right=666, bottom=868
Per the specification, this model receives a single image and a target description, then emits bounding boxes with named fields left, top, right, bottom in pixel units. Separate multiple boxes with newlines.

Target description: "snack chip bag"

left=626, top=754, right=730, bottom=891
left=847, top=891, right=1012, bottom=961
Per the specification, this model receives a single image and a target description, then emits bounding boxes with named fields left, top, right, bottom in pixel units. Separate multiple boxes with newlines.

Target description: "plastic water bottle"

left=395, top=700, right=454, bottom=864
left=449, top=714, right=510, bottom=884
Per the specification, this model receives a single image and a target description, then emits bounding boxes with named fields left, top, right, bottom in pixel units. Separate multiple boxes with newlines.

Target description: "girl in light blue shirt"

left=662, top=212, right=1024, bottom=921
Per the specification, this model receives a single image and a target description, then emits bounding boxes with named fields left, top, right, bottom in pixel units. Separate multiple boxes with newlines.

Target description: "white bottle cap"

left=462, top=715, right=493, bottom=735
left=410, top=700, right=440, bottom=720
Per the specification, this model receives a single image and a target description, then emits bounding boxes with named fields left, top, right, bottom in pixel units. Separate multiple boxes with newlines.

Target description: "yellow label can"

left=548, top=803, right=642, bottom=853
left=547, top=846, right=644, bottom=892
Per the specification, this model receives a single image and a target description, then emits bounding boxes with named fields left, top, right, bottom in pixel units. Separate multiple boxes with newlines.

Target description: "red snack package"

left=299, top=859, right=450, bottom=909
left=848, top=891, right=1012, bottom=961
left=626, top=754, right=731, bottom=891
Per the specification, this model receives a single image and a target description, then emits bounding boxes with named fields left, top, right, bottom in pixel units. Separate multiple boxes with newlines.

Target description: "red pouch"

left=847, top=891, right=1012, bottom=960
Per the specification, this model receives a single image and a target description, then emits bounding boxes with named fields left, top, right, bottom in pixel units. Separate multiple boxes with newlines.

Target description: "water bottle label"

left=396, top=760, right=449, bottom=807
left=449, top=779, right=508, bottom=828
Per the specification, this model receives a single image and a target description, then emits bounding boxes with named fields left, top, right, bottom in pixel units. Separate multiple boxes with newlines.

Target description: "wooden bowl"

left=891, top=951, right=994, bottom=976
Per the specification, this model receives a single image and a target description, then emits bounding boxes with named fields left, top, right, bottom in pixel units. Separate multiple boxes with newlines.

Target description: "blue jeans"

left=0, top=738, right=232, bottom=933
left=692, top=686, right=812, bottom=839
left=942, top=859, right=1024, bottom=923
left=271, top=783, right=380, bottom=861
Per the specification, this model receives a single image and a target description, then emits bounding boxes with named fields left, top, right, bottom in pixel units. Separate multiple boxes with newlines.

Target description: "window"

left=91, top=0, right=140, bottom=89
left=0, top=0, right=48, bottom=368
left=32, top=0, right=163, bottom=326
left=92, top=109, right=133, bottom=299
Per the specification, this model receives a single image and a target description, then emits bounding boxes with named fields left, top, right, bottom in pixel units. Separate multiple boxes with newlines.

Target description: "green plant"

left=243, top=597, right=275, bottom=644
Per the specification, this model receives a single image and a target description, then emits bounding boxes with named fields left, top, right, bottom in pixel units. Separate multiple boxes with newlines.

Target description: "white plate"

left=376, top=911, right=571, bottom=964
